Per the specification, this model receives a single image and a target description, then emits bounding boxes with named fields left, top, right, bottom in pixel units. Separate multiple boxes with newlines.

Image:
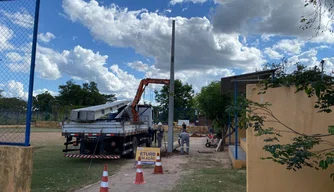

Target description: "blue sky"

left=1, top=0, right=334, bottom=103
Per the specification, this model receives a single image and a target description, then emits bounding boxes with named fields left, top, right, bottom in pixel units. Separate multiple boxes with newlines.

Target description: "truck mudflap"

left=64, top=153, right=121, bottom=159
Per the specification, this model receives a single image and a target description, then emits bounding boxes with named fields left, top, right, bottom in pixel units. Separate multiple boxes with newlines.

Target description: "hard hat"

left=158, top=122, right=162, bottom=125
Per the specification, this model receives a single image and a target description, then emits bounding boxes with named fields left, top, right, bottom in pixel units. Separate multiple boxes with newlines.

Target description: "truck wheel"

left=128, top=137, right=138, bottom=159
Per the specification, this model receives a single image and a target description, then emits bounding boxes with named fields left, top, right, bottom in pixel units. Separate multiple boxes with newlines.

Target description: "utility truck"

left=61, top=78, right=170, bottom=159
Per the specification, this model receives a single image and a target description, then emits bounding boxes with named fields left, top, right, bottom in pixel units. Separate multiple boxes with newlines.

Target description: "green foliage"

left=329, top=125, right=334, bottom=135
left=262, top=135, right=322, bottom=171
left=56, top=80, right=116, bottom=107
left=300, top=0, right=334, bottom=36
left=33, top=91, right=56, bottom=112
left=260, top=63, right=334, bottom=113
left=0, top=97, right=27, bottom=111
left=196, top=81, right=231, bottom=129
left=227, top=62, right=334, bottom=180
left=56, top=80, right=116, bottom=106
left=154, top=79, right=195, bottom=122
left=0, top=80, right=117, bottom=123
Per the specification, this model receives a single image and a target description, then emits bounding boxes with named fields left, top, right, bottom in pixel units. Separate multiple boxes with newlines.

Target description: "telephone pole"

left=167, top=20, right=175, bottom=153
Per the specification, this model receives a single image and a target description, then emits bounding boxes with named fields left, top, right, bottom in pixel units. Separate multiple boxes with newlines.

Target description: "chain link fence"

left=0, top=0, right=39, bottom=146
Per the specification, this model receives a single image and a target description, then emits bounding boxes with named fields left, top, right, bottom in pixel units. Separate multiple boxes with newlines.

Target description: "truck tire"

left=128, top=137, right=138, bottom=159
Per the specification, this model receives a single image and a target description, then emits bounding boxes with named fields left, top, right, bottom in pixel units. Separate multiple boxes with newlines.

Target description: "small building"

left=222, top=69, right=334, bottom=192
left=220, top=69, right=277, bottom=169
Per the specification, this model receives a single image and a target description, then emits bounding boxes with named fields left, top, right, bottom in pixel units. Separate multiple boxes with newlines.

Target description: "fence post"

left=24, top=0, right=41, bottom=146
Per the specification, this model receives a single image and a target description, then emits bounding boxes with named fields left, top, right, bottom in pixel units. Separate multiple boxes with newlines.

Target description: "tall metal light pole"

left=167, top=20, right=175, bottom=153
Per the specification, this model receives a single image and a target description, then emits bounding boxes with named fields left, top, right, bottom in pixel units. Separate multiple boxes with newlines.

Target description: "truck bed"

left=61, top=121, right=150, bottom=136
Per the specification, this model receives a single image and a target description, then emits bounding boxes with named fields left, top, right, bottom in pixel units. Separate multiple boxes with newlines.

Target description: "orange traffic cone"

left=99, top=164, right=109, bottom=192
left=153, top=153, right=164, bottom=174
left=133, top=156, right=146, bottom=184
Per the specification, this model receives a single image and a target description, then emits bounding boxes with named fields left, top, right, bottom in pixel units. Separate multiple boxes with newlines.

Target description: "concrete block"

left=0, top=146, right=34, bottom=192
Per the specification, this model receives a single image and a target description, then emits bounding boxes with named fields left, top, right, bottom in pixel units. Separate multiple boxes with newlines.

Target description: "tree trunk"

left=221, top=137, right=226, bottom=151
left=219, top=131, right=225, bottom=151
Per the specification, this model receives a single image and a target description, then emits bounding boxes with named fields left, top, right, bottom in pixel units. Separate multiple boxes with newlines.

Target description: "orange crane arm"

left=131, top=78, right=170, bottom=123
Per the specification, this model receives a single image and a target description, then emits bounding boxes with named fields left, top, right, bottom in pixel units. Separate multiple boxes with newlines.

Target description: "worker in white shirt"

left=179, top=129, right=190, bottom=154
left=156, top=122, right=164, bottom=148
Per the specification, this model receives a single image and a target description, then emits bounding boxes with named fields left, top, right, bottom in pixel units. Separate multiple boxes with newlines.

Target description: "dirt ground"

left=0, top=127, right=63, bottom=144
left=30, top=132, right=64, bottom=146
left=13, top=130, right=233, bottom=191
left=75, top=137, right=232, bottom=192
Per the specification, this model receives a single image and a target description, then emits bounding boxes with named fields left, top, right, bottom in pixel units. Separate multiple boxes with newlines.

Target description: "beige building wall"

left=246, top=84, right=334, bottom=192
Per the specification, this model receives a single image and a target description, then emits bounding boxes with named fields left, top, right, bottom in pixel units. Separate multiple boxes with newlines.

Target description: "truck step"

left=64, top=141, right=80, bottom=145
left=62, top=149, right=80, bottom=152
left=122, top=148, right=133, bottom=155
left=140, top=137, right=147, bottom=141
left=123, top=141, right=133, bottom=147
left=64, top=153, right=121, bottom=159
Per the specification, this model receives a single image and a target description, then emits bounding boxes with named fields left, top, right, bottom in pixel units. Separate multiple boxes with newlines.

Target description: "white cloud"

left=212, top=0, right=334, bottom=43
left=4, top=43, right=142, bottom=99
left=261, top=34, right=275, bottom=42
left=38, top=32, right=56, bottom=43
left=273, top=39, right=305, bottom=55
left=6, top=52, right=22, bottom=62
left=36, top=45, right=141, bottom=99
left=128, top=61, right=234, bottom=93
left=33, top=89, right=58, bottom=97
left=6, top=44, right=63, bottom=78
left=128, top=61, right=149, bottom=72
left=287, top=49, right=318, bottom=70
left=164, top=9, right=172, bottom=13
left=284, top=49, right=334, bottom=75
left=263, top=48, right=283, bottom=60
left=0, top=9, right=34, bottom=28
left=35, top=45, right=63, bottom=79
left=0, top=80, right=28, bottom=100
left=0, top=25, right=14, bottom=51
left=0, top=82, right=58, bottom=101
left=7, top=52, right=31, bottom=73
left=169, top=0, right=209, bottom=5
left=262, top=39, right=305, bottom=60
left=61, top=0, right=265, bottom=72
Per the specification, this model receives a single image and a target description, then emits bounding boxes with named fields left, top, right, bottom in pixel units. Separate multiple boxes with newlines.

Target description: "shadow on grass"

left=31, top=144, right=126, bottom=192
left=171, top=153, right=246, bottom=192
left=175, top=167, right=246, bottom=192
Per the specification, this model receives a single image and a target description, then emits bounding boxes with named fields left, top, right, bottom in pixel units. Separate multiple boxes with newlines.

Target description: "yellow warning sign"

left=135, top=147, right=160, bottom=164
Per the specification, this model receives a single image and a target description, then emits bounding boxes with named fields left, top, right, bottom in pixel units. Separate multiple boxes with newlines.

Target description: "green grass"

left=175, top=168, right=246, bottom=192
left=171, top=155, right=246, bottom=192
left=31, top=144, right=125, bottom=192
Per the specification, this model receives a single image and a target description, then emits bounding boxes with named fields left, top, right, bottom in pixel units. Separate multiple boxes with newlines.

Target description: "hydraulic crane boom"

left=132, top=78, right=170, bottom=123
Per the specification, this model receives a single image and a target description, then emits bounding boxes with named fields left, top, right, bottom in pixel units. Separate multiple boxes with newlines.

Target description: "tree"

left=196, top=81, right=234, bottom=150
left=301, top=0, right=334, bottom=37
left=154, top=79, right=195, bottom=122
left=33, top=91, right=56, bottom=112
left=0, top=97, right=27, bottom=111
left=227, top=62, right=334, bottom=180
left=56, top=80, right=116, bottom=107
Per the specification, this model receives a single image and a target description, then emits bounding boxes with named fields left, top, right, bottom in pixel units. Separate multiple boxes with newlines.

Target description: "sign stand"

left=135, top=147, right=161, bottom=165
left=215, top=139, right=222, bottom=152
